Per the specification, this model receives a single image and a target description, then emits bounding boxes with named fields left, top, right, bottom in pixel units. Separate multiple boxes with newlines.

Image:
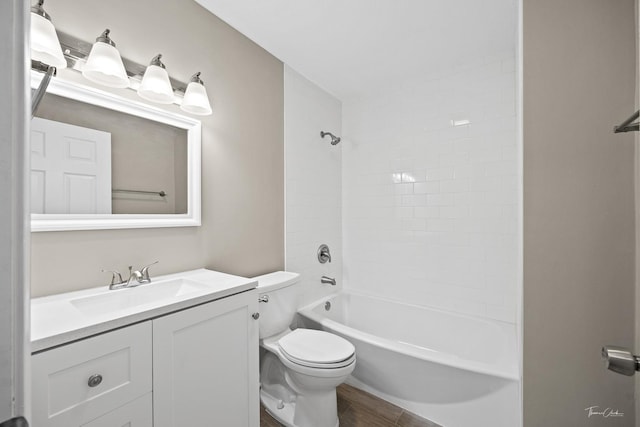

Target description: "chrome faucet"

left=103, top=261, right=158, bottom=290
left=321, top=276, right=337, bottom=286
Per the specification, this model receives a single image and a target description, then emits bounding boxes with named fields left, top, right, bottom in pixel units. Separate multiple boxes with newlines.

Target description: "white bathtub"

left=298, top=292, right=521, bottom=427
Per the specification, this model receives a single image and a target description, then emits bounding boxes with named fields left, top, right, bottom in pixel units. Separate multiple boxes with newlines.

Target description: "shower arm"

left=320, top=131, right=341, bottom=145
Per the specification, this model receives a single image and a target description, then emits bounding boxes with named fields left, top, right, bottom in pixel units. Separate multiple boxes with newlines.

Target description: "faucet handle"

left=101, top=269, right=124, bottom=287
left=140, top=261, right=159, bottom=282
left=318, top=244, right=332, bottom=264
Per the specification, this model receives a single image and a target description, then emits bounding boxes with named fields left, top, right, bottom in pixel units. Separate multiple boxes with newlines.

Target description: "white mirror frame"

left=30, top=72, right=201, bottom=232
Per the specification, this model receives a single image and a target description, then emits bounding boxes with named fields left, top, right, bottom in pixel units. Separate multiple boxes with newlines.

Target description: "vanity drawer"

left=32, top=321, right=152, bottom=427
left=81, top=393, right=152, bottom=427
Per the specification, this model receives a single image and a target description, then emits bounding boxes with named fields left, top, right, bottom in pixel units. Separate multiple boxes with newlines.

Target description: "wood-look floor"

left=260, top=384, right=442, bottom=427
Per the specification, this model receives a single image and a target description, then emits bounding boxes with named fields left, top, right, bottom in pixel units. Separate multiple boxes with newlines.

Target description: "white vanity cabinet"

left=32, top=290, right=258, bottom=427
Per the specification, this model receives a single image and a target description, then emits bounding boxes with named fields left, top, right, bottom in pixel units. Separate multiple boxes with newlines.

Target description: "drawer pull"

left=87, top=374, right=103, bottom=388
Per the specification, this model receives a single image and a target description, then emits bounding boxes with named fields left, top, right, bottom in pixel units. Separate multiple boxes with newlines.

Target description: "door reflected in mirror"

left=32, top=94, right=188, bottom=215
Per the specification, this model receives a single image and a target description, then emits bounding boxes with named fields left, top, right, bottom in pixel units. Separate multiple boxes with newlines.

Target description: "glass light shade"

left=137, top=64, right=174, bottom=104
left=181, top=81, right=212, bottom=115
left=30, top=13, right=66, bottom=69
left=82, top=42, right=129, bottom=88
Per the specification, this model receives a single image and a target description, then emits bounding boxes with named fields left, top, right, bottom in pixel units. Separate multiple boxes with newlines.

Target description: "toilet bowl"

left=254, top=272, right=356, bottom=427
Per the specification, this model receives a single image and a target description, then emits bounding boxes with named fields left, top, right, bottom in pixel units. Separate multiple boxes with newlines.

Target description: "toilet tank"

left=253, top=271, right=301, bottom=339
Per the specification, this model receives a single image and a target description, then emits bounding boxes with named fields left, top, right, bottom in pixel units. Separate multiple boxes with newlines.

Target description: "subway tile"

left=403, top=219, right=427, bottom=232
left=439, top=152, right=469, bottom=166
left=426, top=194, right=455, bottom=206
left=391, top=157, right=414, bottom=171
left=414, top=182, right=440, bottom=194
left=454, top=163, right=485, bottom=179
left=414, top=206, right=440, bottom=218
left=426, top=218, right=455, bottom=232
left=394, top=207, right=414, bottom=219
left=394, top=183, right=414, bottom=195
left=439, top=205, right=468, bottom=219
left=468, top=176, right=501, bottom=192
left=469, top=205, right=503, bottom=218
left=485, top=160, right=518, bottom=176
left=440, top=179, right=469, bottom=193
left=425, top=167, right=455, bottom=181
left=402, top=195, right=428, bottom=206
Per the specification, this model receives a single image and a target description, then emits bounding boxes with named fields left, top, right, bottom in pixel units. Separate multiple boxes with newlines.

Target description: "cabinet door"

left=81, top=393, right=152, bottom=427
left=153, top=291, right=259, bottom=427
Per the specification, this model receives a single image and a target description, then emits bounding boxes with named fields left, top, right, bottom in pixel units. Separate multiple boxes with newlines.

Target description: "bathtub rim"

left=297, top=290, right=520, bottom=382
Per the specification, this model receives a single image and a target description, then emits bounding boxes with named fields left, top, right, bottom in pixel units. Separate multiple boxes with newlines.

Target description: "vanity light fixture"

left=30, top=0, right=66, bottom=69
left=82, top=29, right=129, bottom=88
left=137, top=54, right=175, bottom=104
left=180, top=72, right=213, bottom=116
left=29, top=10, right=213, bottom=117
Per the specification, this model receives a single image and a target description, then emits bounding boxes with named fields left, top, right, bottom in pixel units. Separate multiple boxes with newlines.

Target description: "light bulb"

left=137, top=54, right=175, bottom=104
left=181, top=72, right=212, bottom=116
left=82, top=29, right=129, bottom=88
left=30, top=0, right=66, bottom=68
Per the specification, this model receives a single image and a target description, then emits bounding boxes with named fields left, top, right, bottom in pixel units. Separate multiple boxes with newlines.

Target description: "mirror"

left=30, top=73, right=201, bottom=232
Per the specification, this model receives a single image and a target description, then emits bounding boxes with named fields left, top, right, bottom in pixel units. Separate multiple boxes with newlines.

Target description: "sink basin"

left=70, top=278, right=211, bottom=316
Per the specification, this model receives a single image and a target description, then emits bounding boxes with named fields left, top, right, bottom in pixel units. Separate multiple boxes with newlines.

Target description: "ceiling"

left=195, top=0, right=517, bottom=101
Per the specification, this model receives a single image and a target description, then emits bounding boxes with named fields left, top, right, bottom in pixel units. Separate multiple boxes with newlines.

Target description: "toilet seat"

left=261, top=328, right=356, bottom=377
left=278, top=329, right=355, bottom=369
left=282, top=352, right=355, bottom=369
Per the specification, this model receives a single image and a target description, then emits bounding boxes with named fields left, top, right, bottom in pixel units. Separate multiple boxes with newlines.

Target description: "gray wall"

left=523, top=0, right=636, bottom=425
left=31, top=0, right=284, bottom=296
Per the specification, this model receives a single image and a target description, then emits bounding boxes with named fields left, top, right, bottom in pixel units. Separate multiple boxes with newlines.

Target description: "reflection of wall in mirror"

left=35, top=93, right=188, bottom=215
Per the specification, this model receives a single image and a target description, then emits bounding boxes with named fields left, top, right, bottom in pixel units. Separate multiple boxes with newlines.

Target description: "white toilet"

left=254, top=271, right=355, bottom=427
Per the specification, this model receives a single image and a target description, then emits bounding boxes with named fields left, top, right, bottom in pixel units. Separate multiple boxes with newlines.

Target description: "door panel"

left=30, top=117, right=112, bottom=214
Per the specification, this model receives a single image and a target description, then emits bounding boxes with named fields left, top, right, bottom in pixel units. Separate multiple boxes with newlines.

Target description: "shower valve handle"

left=318, top=244, right=332, bottom=263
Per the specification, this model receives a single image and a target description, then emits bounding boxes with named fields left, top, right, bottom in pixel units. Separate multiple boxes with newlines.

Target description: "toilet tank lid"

left=252, top=271, right=301, bottom=292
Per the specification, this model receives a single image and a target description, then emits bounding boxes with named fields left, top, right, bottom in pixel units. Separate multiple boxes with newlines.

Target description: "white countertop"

left=31, top=268, right=257, bottom=352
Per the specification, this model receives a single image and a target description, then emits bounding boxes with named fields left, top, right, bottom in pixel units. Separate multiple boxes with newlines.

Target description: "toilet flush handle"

left=258, top=295, right=269, bottom=303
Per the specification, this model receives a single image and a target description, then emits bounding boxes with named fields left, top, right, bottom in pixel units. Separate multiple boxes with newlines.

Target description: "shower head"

left=320, top=131, right=341, bottom=145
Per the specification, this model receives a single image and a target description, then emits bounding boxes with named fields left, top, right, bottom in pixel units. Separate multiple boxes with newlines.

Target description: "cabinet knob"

left=251, top=312, right=260, bottom=320
left=87, top=374, right=103, bottom=388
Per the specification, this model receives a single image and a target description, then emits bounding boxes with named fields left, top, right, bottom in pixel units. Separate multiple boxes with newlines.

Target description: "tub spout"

left=321, top=276, right=337, bottom=286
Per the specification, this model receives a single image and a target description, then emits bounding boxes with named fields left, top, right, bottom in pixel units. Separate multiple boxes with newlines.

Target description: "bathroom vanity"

left=30, top=269, right=259, bottom=427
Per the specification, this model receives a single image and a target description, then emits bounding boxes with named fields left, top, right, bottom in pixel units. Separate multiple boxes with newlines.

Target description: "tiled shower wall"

left=284, top=66, right=343, bottom=307
left=342, top=52, right=518, bottom=323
